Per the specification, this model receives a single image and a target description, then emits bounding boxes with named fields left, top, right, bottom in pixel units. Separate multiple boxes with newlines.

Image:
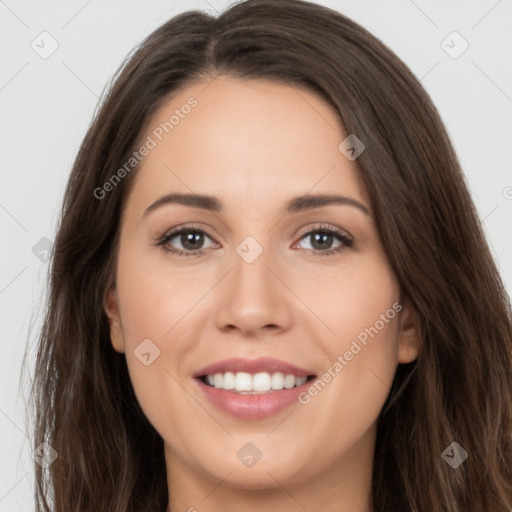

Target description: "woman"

left=30, top=0, right=512, bottom=510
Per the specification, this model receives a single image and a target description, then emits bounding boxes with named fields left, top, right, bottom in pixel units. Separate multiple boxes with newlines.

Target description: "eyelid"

left=155, top=222, right=215, bottom=241
left=156, top=223, right=219, bottom=250
left=156, top=222, right=354, bottom=256
left=157, top=222, right=352, bottom=242
left=295, top=223, right=352, bottom=241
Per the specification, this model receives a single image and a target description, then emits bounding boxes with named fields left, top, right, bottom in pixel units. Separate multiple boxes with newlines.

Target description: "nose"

left=214, top=244, right=293, bottom=337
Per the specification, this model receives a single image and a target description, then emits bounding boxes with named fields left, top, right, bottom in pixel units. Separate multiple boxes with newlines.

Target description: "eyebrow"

left=143, top=192, right=370, bottom=217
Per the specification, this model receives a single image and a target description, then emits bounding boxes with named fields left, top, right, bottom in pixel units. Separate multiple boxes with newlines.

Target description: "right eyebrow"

left=143, top=193, right=222, bottom=216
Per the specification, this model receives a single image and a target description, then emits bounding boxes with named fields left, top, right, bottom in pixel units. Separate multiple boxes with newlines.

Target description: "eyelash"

left=156, top=223, right=354, bottom=258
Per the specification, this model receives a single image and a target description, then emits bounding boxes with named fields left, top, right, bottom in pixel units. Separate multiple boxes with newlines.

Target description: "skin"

left=105, top=75, right=421, bottom=512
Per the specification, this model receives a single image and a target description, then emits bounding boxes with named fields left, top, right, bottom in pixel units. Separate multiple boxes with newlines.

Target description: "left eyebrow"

left=283, top=193, right=370, bottom=216
left=143, top=192, right=370, bottom=217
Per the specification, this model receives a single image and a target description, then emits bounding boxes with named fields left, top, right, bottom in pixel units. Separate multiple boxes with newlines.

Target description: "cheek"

left=112, top=243, right=198, bottom=419
left=115, top=240, right=209, bottom=341
left=308, top=251, right=400, bottom=352
left=303, top=252, right=401, bottom=412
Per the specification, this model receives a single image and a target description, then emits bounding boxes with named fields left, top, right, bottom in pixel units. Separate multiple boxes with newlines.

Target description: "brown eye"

left=157, top=227, right=217, bottom=256
left=293, top=225, right=354, bottom=256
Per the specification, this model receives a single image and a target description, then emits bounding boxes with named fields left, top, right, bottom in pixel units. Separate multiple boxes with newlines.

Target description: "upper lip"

left=193, top=357, right=316, bottom=378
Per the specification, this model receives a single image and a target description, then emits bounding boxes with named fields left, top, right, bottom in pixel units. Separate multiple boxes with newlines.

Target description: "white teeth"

left=253, top=372, right=271, bottom=392
left=235, top=372, right=252, bottom=391
left=203, top=371, right=309, bottom=392
left=222, top=371, right=235, bottom=390
left=271, top=372, right=284, bottom=390
left=284, top=374, right=296, bottom=389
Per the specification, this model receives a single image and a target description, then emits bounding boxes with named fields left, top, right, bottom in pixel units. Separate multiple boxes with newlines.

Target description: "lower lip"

left=195, top=378, right=314, bottom=420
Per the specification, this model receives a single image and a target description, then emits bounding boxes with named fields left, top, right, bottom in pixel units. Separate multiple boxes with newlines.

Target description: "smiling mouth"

left=198, top=371, right=317, bottom=394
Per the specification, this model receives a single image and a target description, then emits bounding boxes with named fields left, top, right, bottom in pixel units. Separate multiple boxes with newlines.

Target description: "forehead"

left=125, top=76, right=369, bottom=217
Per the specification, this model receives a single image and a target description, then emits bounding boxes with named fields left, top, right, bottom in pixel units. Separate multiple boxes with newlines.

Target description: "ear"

left=104, top=287, right=125, bottom=353
left=397, top=299, right=421, bottom=364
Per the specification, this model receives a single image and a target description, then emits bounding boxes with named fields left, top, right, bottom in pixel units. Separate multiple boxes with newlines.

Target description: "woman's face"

left=105, top=76, right=419, bottom=498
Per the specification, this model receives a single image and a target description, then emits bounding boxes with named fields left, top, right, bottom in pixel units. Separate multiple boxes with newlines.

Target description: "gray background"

left=1, top=0, right=511, bottom=509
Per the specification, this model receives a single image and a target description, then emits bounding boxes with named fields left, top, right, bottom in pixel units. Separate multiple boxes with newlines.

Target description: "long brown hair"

left=28, top=0, right=512, bottom=510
